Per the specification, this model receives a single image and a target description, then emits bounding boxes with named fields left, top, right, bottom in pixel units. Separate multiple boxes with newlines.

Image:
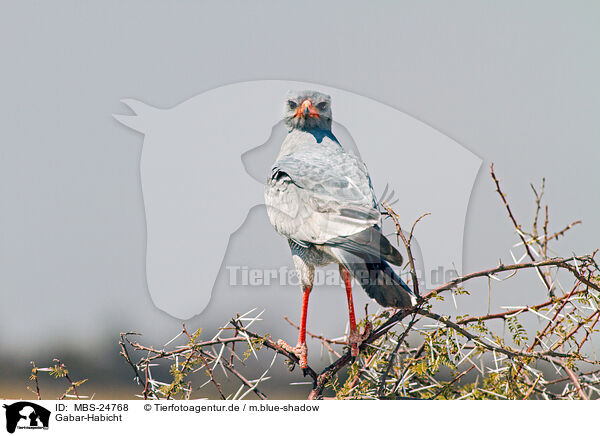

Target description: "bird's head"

left=283, top=90, right=332, bottom=131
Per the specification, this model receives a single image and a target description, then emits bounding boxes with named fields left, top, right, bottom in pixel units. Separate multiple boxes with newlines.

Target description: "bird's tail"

left=331, top=248, right=417, bottom=308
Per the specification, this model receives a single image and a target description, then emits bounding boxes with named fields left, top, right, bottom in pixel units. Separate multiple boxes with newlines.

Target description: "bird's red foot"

left=277, top=339, right=308, bottom=369
left=348, top=322, right=372, bottom=357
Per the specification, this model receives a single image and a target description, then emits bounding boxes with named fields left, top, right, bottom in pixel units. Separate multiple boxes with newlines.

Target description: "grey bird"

left=265, top=90, right=416, bottom=369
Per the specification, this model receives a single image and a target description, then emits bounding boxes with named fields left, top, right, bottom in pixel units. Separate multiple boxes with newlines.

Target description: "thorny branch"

left=491, top=164, right=553, bottom=294
left=111, top=164, right=600, bottom=400
left=27, top=359, right=88, bottom=400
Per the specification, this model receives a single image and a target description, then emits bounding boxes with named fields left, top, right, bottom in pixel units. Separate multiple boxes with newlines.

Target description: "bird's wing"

left=265, top=148, right=379, bottom=244
left=326, top=226, right=403, bottom=265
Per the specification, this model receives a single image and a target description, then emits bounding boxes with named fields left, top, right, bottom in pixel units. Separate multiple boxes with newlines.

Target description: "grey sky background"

left=1, top=1, right=599, bottom=369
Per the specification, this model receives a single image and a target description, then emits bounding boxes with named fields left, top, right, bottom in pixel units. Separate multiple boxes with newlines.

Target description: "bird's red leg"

left=297, top=285, right=311, bottom=366
left=340, top=266, right=359, bottom=357
left=278, top=285, right=311, bottom=369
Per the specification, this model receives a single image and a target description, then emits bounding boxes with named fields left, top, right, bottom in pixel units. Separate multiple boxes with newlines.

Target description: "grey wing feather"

left=331, top=248, right=415, bottom=308
left=325, top=226, right=403, bottom=266
left=265, top=149, right=379, bottom=244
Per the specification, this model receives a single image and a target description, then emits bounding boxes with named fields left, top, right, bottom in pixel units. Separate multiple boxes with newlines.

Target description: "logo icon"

left=3, top=402, right=50, bottom=434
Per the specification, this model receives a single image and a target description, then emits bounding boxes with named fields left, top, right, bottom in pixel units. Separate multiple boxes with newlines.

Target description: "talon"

left=348, top=322, right=371, bottom=357
left=277, top=339, right=308, bottom=369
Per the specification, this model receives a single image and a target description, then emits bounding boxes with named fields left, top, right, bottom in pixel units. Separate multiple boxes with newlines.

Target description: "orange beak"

left=295, top=100, right=320, bottom=119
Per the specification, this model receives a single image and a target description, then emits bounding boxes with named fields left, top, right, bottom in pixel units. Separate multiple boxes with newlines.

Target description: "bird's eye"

left=288, top=100, right=297, bottom=109
left=317, top=102, right=328, bottom=110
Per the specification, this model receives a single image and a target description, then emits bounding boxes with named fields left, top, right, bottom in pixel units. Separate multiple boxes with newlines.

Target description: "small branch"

left=552, top=358, right=589, bottom=400
left=491, top=164, right=552, bottom=292
left=119, top=332, right=144, bottom=385
left=29, top=361, right=41, bottom=400
left=377, top=307, right=421, bottom=397
left=198, top=348, right=268, bottom=400
left=307, top=308, right=415, bottom=399
left=523, top=373, right=543, bottom=400
left=53, top=359, right=81, bottom=400
left=423, top=256, right=598, bottom=300
left=418, top=310, right=570, bottom=361
left=230, top=318, right=319, bottom=384
left=458, top=284, right=584, bottom=326
left=431, top=364, right=476, bottom=399
left=197, top=353, right=226, bottom=400
left=381, top=202, right=425, bottom=296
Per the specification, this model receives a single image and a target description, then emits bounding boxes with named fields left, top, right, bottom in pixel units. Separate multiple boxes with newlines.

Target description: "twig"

left=431, top=364, right=476, bottom=399
left=381, top=202, right=426, bottom=296
left=424, top=256, right=598, bottom=300
left=53, top=359, right=81, bottom=400
left=552, top=358, right=589, bottom=400
left=29, top=361, right=41, bottom=400
left=377, top=307, right=421, bottom=397
left=491, top=164, right=552, bottom=293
